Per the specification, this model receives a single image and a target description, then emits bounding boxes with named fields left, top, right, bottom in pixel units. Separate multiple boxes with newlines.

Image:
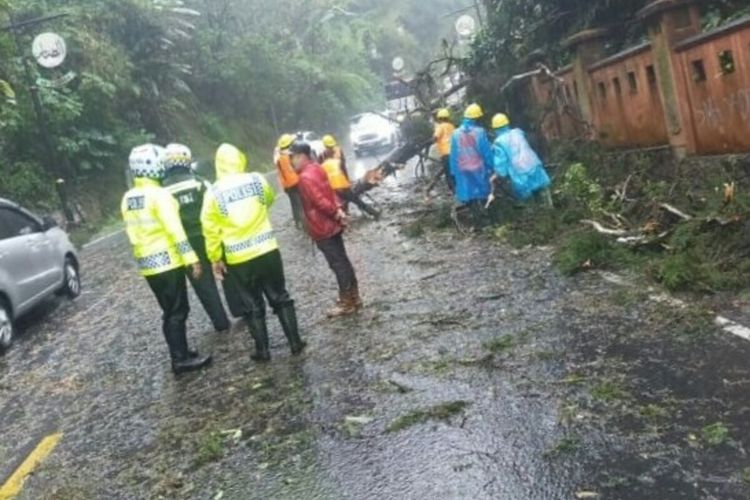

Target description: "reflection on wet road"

left=2, top=152, right=750, bottom=499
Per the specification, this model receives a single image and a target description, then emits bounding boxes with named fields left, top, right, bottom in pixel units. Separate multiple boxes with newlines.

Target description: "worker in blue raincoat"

left=450, top=103, right=494, bottom=226
left=490, top=113, right=552, bottom=206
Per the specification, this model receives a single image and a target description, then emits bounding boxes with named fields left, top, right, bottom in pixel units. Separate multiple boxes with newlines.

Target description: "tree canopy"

left=0, top=0, right=464, bottom=210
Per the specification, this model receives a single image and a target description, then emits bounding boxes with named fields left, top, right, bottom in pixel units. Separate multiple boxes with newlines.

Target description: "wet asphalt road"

left=3, top=154, right=750, bottom=499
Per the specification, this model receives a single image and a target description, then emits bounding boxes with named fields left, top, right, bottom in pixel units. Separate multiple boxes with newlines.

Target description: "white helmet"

left=129, top=144, right=166, bottom=180
left=165, top=143, right=193, bottom=170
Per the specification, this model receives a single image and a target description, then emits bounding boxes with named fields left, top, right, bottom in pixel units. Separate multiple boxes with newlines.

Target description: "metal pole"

left=6, top=11, right=73, bottom=222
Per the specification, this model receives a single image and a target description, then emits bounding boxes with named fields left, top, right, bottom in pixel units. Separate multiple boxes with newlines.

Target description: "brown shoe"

left=351, top=287, right=363, bottom=309
left=326, top=290, right=358, bottom=318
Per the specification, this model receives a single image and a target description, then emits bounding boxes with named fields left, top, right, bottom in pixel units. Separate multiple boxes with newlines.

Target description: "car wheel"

left=62, top=257, right=81, bottom=299
left=0, top=301, right=13, bottom=353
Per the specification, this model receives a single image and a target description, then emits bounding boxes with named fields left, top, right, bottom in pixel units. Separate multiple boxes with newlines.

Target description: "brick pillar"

left=563, top=28, right=609, bottom=134
left=638, top=0, right=701, bottom=158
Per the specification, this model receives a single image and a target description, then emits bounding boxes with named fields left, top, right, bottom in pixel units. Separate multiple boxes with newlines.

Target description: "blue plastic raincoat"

left=493, top=127, right=551, bottom=200
left=449, top=119, right=494, bottom=203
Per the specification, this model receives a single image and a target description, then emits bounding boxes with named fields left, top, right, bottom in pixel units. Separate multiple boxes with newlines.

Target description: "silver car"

left=0, top=198, right=80, bottom=353
left=349, top=113, right=400, bottom=157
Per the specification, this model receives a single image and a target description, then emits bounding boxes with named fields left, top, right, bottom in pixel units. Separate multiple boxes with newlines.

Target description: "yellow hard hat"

left=436, top=108, right=450, bottom=119
left=278, top=134, right=295, bottom=150
left=464, top=103, right=484, bottom=120
left=492, top=113, right=510, bottom=129
left=322, top=134, right=337, bottom=148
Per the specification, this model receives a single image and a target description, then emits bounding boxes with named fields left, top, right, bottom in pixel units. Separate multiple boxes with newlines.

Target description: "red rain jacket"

left=297, top=162, right=344, bottom=241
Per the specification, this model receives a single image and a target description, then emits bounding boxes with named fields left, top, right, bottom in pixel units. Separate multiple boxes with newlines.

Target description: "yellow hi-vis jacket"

left=201, top=144, right=279, bottom=266
left=321, top=158, right=351, bottom=190
left=121, top=177, right=199, bottom=277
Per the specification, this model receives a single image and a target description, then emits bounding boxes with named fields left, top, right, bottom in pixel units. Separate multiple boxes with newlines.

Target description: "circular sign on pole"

left=32, top=33, right=67, bottom=69
left=392, top=57, right=405, bottom=72
left=455, top=14, right=477, bottom=38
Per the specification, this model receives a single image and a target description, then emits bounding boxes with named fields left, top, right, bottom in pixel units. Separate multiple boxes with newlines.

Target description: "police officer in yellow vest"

left=162, top=144, right=231, bottom=332
left=321, top=135, right=380, bottom=218
left=201, top=144, right=305, bottom=362
left=121, top=144, right=212, bottom=375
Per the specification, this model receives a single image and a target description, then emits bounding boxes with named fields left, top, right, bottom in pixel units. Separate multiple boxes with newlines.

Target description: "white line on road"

left=598, top=271, right=750, bottom=343
left=715, top=316, right=750, bottom=342
left=83, top=229, right=124, bottom=249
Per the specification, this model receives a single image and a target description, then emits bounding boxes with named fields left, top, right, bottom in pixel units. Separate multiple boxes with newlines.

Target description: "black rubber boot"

left=353, top=196, right=381, bottom=220
left=165, top=327, right=212, bottom=374
left=278, top=305, right=306, bottom=355
left=363, top=204, right=381, bottom=220
left=247, top=316, right=271, bottom=362
left=172, top=353, right=212, bottom=374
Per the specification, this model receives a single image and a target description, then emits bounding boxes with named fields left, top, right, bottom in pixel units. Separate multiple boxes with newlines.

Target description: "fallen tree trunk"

left=353, top=138, right=434, bottom=195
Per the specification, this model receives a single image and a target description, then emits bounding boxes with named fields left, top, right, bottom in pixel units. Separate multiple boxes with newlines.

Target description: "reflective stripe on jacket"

left=321, top=158, right=352, bottom=190
left=201, top=144, right=279, bottom=266
left=162, top=169, right=210, bottom=239
left=121, top=178, right=199, bottom=277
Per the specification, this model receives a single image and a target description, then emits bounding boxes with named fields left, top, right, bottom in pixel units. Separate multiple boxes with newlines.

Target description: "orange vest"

left=321, top=158, right=351, bottom=190
left=434, top=122, right=455, bottom=157
left=276, top=152, right=299, bottom=189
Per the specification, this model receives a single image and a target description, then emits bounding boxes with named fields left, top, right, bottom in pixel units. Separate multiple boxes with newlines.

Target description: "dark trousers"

left=441, top=155, right=455, bottom=192
left=146, top=268, right=191, bottom=361
left=286, top=186, right=304, bottom=228
left=468, top=200, right=492, bottom=228
left=228, top=249, right=294, bottom=319
left=338, top=188, right=378, bottom=217
left=187, top=235, right=230, bottom=330
left=316, top=232, right=358, bottom=295
left=222, top=269, right=252, bottom=319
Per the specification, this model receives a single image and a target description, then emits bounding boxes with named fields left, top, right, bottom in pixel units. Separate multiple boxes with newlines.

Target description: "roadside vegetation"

left=0, top=0, right=465, bottom=225
left=403, top=140, right=750, bottom=296
left=497, top=142, right=750, bottom=295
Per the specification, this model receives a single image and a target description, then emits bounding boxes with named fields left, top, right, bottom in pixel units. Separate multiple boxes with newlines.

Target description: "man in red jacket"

left=290, top=141, right=362, bottom=317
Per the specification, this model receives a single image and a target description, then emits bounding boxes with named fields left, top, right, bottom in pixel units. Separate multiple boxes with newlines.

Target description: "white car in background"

left=349, top=113, right=400, bottom=157
left=0, top=198, right=81, bottom=353
left=296, top=131, right=325, bottom=160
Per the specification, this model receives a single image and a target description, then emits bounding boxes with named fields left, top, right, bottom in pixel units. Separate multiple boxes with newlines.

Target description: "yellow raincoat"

left=201, top=144, right=279, bottom=265
left=121, top=177, right=199, bottom=277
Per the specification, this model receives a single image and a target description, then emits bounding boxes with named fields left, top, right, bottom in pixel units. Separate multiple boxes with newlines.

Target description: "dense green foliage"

left=0, top=0, right=464, bottom=213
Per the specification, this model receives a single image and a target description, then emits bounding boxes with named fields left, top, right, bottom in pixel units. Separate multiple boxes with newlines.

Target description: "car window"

left=305, top=132, right=319, bottom=141
left=0, top=207, right=39, bottom=240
